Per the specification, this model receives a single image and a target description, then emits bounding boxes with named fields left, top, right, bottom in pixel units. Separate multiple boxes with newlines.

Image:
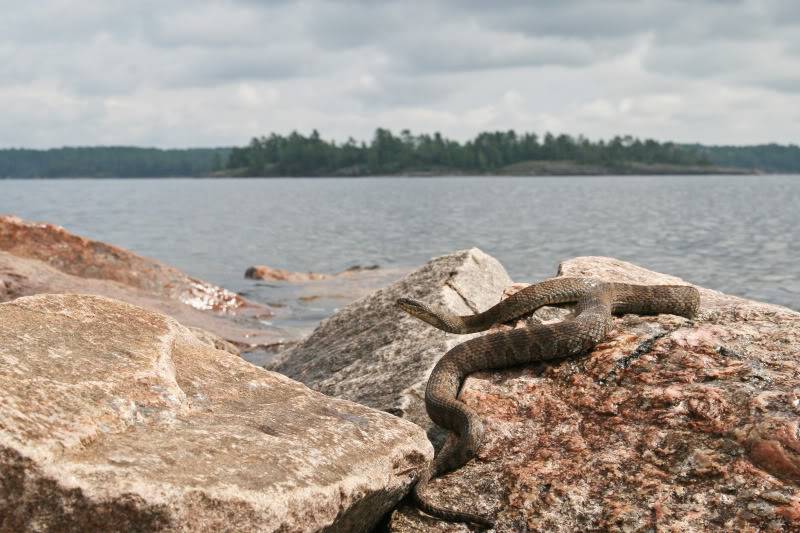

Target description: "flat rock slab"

left=0, top=251, right=295, bottom=353
left=391, top=256, right=800, bottom=531
left=0, top=294, right=432, bottom=532
left=269, top=248, right=513, bottom=437
left=0, top=216, right=303, bottom=352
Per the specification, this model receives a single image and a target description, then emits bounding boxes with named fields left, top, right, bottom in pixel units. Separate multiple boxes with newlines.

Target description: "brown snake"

left=397, top=277, right=700, bottom=528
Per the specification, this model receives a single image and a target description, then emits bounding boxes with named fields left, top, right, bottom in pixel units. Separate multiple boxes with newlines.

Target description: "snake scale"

left=397, top=277, right=700, bottom=528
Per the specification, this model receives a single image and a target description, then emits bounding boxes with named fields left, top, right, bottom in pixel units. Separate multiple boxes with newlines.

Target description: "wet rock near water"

left=0, top=250, right=286, bottom=352
left=0, top=215, right=255, bottom=314
left=245, top=263, right=381, bottom=283
left=245, top=265, right=332, bottom=282
left=0, top=294, right=432, bottom=532
left=0, top=215, right=301, bottom=352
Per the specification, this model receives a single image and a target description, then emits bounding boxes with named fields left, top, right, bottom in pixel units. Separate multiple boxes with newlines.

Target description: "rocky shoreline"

left=2, top=218, right=799, bottom=531
left=0, top=215, right=301, bottom=354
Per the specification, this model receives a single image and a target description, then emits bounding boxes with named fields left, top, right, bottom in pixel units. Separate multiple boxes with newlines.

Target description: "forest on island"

left=227, top=129, right=713, bottom=176
left=1, top=130, right=799, bottom=177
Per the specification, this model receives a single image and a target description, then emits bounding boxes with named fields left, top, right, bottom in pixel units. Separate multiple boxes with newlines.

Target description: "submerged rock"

left=245, top=265, right=332, bottom=282
left=0, top=294, right=431, bottom=532
left=245, top=263, right=381, bottom=283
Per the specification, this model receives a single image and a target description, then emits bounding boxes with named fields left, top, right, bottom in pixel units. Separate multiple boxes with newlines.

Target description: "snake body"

left=397, top=277, right=700, bottom=528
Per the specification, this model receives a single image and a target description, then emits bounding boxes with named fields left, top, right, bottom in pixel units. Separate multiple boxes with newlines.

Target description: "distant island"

left=1, top=129, right=799, bottom=178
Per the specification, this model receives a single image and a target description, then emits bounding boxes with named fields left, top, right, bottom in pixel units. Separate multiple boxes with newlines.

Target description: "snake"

left=397, top=277, right=700, bottom=528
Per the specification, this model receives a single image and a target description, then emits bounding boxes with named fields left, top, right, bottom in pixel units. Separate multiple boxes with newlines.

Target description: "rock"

left=343, top=264, right=381, bottom=272
left=0, top=294, right=432, bottom=532
left=269, top=248, right=514, bottom=438
left=245, top=265, right=332, bottom=282
left=289, top=267, right=410, bottom=308
left=245, top=264, right=381, bottom=283
left=187, top=326, right=241, bottom=356
left=0, top=216, right=300, bottom=352
left=0, top=215, right=258, bottom=314
left=389, top=256, right=800, bottom=532
left=0, top=250, right=292, bottom=351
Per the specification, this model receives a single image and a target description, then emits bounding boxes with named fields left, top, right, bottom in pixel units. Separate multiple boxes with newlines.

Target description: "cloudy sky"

left=1, top=0, right=798, bottom=148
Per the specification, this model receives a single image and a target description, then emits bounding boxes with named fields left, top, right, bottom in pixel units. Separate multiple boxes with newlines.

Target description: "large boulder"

left=0, top=294, right=432, bottom=532
left=269, top=248, right=513, bottom=437
left=268, top=248, right=800, bottom=531
left=0, top=215, right=249, bottom=313
left=390, top=256, right=800, bottom=531
left=0, top=216, right=300, bottom=352
left=0, top=250, right=290, bottom=353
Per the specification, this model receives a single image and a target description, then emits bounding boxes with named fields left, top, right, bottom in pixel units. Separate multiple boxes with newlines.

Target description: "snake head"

left=396, top=297, right=451, bottom=331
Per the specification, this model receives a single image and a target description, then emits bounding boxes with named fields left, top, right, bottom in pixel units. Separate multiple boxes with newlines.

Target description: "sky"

left=1, top=0, right=798, bottom=148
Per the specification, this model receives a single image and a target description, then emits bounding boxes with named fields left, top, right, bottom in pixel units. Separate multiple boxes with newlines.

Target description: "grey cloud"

left=345, top=74, right=455, bottom=109
left=0, top=0, right=799, bottom=147
left=393, top=33, right=615, bottom=74
left=759, top=77, right=800, bottom=93
left=641, top=42, right=757, bottom=78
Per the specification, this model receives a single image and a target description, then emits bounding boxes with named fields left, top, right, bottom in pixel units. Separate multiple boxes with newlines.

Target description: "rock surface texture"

left=0, top=216, right=298, bottom=351
left=269, top=249, right=800, bottom=531
left=0, top=294, right=432, bottom=532
left=270, top=248, right=514, bottom=437
left=389, top=256, right=800, bottom=532
left=0, top=215, right=250, bottom=313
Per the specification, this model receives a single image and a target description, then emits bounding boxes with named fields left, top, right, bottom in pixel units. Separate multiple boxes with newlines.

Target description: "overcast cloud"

left=1, top=0, right=798, bottom=147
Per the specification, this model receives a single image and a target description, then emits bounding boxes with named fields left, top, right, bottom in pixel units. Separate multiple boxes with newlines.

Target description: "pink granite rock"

left=0, top=294, right=432, bottom=532
left=389, top=256, right=800, bottom=532
left=0, top=216, right=301, bottom=352
left=0, top=215, right=257, bottom=314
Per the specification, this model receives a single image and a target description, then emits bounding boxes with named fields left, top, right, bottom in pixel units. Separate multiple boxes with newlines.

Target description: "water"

left=2, top=176, right=798, bottom=333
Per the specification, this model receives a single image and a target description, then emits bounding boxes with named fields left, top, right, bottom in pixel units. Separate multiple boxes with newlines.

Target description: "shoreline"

left=2, top=170, right=780, bottom=179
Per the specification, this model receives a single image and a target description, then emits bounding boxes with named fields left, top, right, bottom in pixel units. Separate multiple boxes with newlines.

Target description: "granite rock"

left=0, top=216, right=302, bottom=351
left=0, top=294, right=432, bottom=532
left=391, top=256, right=800, bottom=532
left=0, top=250, right=290, bottom=351
left=0, top=215, right=257, bottom=314
left=269, top=248, right=514, bottom=438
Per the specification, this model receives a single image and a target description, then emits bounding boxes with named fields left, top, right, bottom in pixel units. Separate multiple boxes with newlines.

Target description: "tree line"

left=691, top=143, right=800, bottom=173
left=1, top=131, right=798, bottom=177
left=0, top=147, right=229, bottom=178
left=227, top=129, right=715, bottom=176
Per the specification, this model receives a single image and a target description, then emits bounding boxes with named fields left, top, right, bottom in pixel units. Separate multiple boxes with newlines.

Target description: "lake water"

left=2, top=176, right=798, bottom=334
